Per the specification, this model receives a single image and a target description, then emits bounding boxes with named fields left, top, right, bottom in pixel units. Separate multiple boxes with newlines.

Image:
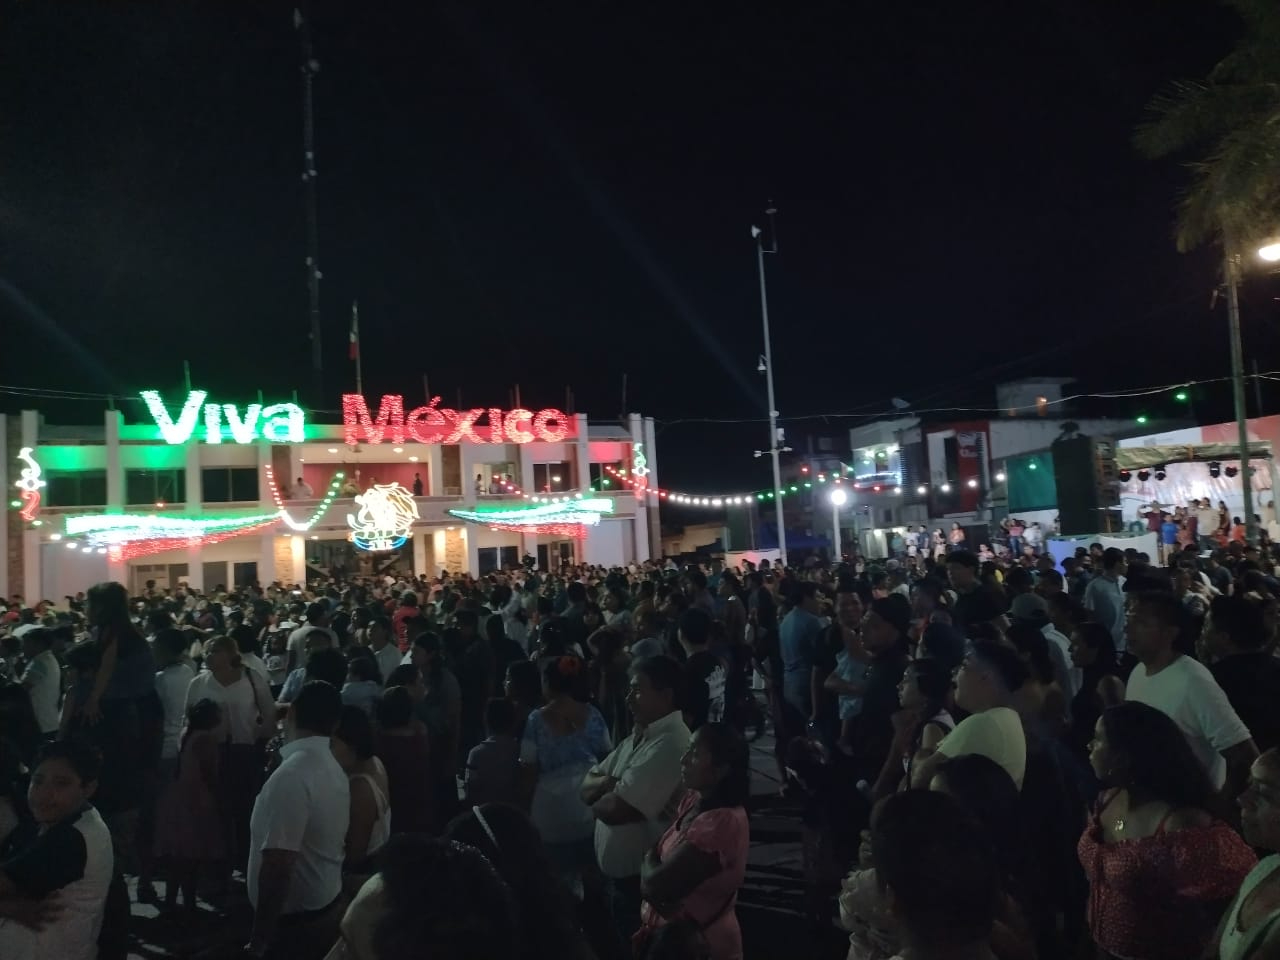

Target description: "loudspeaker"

left=1053, top=435, right=1118, bottom=536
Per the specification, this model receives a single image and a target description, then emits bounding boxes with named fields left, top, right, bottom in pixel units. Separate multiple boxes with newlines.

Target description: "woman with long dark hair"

left=1066, top=621, right=1125, bottom=760
left=639, top=723, right=751, bottom=960
left=76, top=582, right=163, bottom=876
left=1079, top=702, right=1256, bottom=960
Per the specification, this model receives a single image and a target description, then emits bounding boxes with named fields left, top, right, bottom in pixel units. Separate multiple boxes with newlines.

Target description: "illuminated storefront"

left=0, top=392, right=659, bottom=599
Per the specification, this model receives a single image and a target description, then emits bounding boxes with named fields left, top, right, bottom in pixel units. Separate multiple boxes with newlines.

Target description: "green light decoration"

left=1175, top=391, right=1189, bottom=402
left=448, top=498, right=614, bottom=538
left=631, top=443, right=650, bottom=479
left=65, top=511, right=281, bottom=542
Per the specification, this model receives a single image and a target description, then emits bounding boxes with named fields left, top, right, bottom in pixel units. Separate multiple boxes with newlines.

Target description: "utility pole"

left=753, top=206, right=788, bottom=566
left=296, top=7, right=323, bottom=406
left=1226, top=251, right=1256, bottom=541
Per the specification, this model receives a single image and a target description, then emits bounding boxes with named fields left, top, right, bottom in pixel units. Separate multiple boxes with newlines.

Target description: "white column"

left=518, top=443, right=535, bottom=495
left=627, top=413, right=650, bottom=563
left=643, top=417, right=661, bottom=560
left=427, top=446, right=445, bottom=496
left=464, top=528, right=479, bottom=577
left=412, top=531, right=427, bottom=573
left=573, top=414, right=590, bottom=491
left=290, top=535, right=306, bottom=585
left=185, top=438, right=203, bottom=586
left=105, top=410, right=124, bottom=514
left=23, top=529, right=41, bottom=603
left=460, top=444, right=479, bottom=507
left=19, top=408, right=41, bottom=601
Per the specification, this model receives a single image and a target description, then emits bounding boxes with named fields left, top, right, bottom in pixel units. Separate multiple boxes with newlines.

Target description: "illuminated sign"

left=14, top=447, right=45, bottom=522
left=342, top=395, right=574, bottom=445
left=141, top=390, right=306, bottom=445
left=348, top=483, right=419, bottom=552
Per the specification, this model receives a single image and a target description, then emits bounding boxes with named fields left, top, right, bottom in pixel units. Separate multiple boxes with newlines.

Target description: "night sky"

left=3, top=1, right=1276, bottom=493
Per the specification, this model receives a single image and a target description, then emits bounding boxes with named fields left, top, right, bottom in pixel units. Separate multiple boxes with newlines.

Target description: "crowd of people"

left=1, top=526, right=1280, bottom=959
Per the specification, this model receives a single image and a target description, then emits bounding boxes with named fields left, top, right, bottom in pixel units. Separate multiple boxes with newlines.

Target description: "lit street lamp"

left=752, top=208, right=787, bottom=565
left=829, top=487, right=847, bottom=561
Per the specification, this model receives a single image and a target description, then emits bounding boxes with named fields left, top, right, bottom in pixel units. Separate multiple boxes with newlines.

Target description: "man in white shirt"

left=368, top=617, right=401, bottom=686
left=1125, top=590, right=1257, bottom=805
left=292, top=477, right=314, bottom=499
left=287, top=603, right=336, bottom=673
left=1024, top=522, right=1043, bottom=553
left=582, top=655, right=690, bottom=952
left=246, top=680, right=348, bottom=960
left=20, top=628, right=62, bottom=737
left=1196, top=498, right=1221, bottom=550
left=1084, top=547, right=1127, bottom=655
left=913, top=639, right=1029, bottom=790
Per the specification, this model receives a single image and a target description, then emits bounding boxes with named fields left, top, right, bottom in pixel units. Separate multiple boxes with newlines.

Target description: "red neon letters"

left=342, top=395, right=573, bottom=446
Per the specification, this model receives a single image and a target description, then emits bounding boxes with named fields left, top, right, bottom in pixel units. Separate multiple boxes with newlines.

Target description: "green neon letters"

left=141, top=391, right=305, bottom=444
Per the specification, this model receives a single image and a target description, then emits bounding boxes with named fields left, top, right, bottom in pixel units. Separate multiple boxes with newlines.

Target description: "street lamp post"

left=1226, top=252, right=1256, bottom=542
left=753, top=210, right=787, bottom=567
left=829, top=487, right=847, bottom=561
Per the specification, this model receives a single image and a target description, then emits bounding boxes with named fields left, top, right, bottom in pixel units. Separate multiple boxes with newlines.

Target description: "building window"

left=202, top=467, right=260, bottom=503
left=532, top=462, right=571, bottom=492
left=45, top=470, right=108, bottom=508
left=126, top=468, right=186, bottom=506
left=589, top=462, right=624, bottom=490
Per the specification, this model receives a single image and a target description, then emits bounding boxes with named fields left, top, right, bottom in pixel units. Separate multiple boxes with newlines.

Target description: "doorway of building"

left=536, top=541, right=576, bottom=571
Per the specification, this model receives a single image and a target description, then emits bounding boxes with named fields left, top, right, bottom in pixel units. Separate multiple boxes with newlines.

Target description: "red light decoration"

left=15, top=448, right=45, bottom=522
left=107, top=519, right=279, bottom=563
left=343, top=395, right=575, bottom=445
left=487, top=522, right=589, bottom=539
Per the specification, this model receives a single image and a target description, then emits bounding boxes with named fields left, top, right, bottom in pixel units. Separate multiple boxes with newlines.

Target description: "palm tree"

left=1133, top=0, right=1280, bottom=540
left=1134, top=0, right=1280, bottom=253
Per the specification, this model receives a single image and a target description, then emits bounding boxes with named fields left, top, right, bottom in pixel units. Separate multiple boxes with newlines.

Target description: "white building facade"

left=2, top=390, right=660, bottom=600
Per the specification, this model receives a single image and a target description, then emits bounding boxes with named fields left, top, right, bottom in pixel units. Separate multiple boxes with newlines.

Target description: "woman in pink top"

left=639, top=723, right=751, bottom=960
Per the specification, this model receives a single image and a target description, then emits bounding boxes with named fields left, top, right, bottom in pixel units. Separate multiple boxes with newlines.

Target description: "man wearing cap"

left=1010, top=592, right=1078, bottom=705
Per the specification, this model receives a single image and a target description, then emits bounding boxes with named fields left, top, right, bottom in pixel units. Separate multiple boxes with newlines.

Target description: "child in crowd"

left=155, top=698, right=223, bottom=914
left=464, top=698, right=520, bottom=806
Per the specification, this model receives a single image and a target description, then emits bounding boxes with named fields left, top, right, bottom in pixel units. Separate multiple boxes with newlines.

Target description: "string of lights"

left=0, top=371, right=1273, bottom=421
left=264, top=465, right=345, bottom=531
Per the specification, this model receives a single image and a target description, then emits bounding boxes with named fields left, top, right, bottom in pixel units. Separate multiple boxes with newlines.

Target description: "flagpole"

left=352, top=301, right=363, bottom=396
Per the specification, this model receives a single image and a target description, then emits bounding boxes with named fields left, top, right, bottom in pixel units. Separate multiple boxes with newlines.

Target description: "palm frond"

left=1136, top=1, right=1280, bottom=253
